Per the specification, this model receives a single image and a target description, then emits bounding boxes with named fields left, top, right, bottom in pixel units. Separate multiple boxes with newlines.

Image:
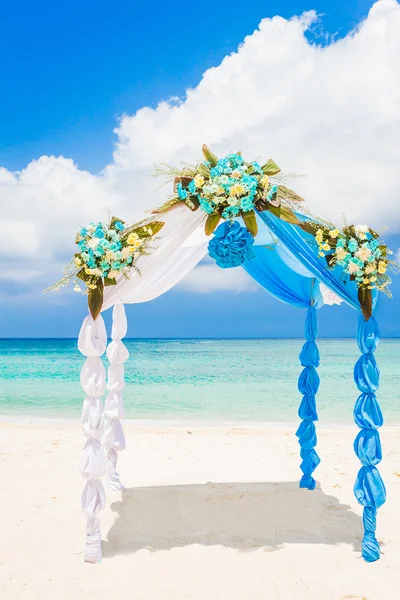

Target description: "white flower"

left=121, top=247, right=132, bottom=259
left=73, top=285, right=81, bottom=293
left=108, top=270, right=119, bottom=279
left=354, top=224, right=369, bottom=237
left=355, top=246, right=372, bottom=262
left=335, top=247, right=347, bottom=261
left=348, top=260, right=360, bottom=274
left=87, top=237, right=100, bottom=249
left=105, top=250, right=116, bottom=262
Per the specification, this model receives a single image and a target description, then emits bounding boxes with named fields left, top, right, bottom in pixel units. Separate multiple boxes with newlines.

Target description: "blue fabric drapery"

left=256, top=210, right=378, bottom=312
left=243, top=246, right=322, bottom=488
left=210, top=212, right=387, bottom=561
left=353, top=315, right=386, bottom=561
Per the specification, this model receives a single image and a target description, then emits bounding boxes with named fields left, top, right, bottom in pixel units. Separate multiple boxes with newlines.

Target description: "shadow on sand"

left=102, top=481, right=363, bottom=558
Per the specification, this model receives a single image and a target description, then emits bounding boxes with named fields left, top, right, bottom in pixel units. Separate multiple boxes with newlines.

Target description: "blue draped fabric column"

left=353, top=315, right=386, bottom=562
left=296, top=306, right=320, bottom=490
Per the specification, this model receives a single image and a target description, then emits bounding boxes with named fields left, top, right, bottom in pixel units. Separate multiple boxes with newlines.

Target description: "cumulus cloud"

left=1, top=0, right=399, bottom=299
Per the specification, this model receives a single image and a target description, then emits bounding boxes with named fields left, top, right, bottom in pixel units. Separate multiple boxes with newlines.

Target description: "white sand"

left=1, top=421, right=400, bottom=600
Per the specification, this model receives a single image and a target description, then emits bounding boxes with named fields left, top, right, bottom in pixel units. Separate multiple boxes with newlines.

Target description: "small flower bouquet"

left=46, top=216, right=164, bottom=319
left=302, top=221, right=397, bottom=319
left=154, top=145, right=304, bottom=237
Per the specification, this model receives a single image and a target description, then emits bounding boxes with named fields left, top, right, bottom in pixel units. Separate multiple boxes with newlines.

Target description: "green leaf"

left=279, top=206, right=301, bottom=225
left=268, top=204, right=281, bottom=219
left=76, top=268, right=90, bottom=283
left=104, top=277, right=117, bottom=286
left=358, top=287, right=373, bottom=321
left=261, top=159, right=281, bottom=176
left=198, top=163, right=211, bottom=178
left=129, top=221, right=165, bottom=238
left=299, top=221, right=318, bottom=235
left=204, top=212, right=221, bottom=236
left=110, top=216, right=126, bottom=229
left=242, top=209, right=258, bottom=237
left=276, top=185, right=304, bottom=203
left=88, top=279, right=104, bottom=321
left=185, top=195, right=200, bottom=211
left=146, top=221, right=165, bottom=236
left=201, top=144, right=219, bottom=167
left=152, top=198, right=182, bottom=214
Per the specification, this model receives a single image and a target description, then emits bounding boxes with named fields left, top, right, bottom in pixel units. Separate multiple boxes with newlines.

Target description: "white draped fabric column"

left=102, top=303, right=128, bottom=491
left=78, top=314, right=107, bottom=563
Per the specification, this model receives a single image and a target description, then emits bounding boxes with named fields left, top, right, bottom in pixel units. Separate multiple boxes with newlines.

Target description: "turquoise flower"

left=250, top=161, right=263, bottom=174
left=348, top=239, right=358, bottom=253
left=199, top=199, right=214, bottom=214
left=240, top=196, right=255, bottom=212
left=188, top=180, right=197, bottom=194
left=114, top=221, right=124, bottom=231
left=222, top=206, right=240, bottom=218
left=177, top=183, right=187, bottom=200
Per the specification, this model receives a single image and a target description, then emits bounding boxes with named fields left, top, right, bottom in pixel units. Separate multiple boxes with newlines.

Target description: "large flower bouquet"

left=154, top=144, right=397, bottom=319
left=154, top=145, right=304, bottom=237
left=46, top=216, right=164, bottom=319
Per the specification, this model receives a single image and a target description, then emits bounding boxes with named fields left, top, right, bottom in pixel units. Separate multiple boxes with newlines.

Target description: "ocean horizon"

left=0, top=337, right=398, bottom=424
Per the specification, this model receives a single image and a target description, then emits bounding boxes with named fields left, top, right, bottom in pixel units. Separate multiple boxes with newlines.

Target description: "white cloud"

left=1, top=0, right=400, bottom=297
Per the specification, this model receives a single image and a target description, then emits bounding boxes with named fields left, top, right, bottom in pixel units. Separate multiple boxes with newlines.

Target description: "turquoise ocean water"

left=0, top=339, right=399, bottom=424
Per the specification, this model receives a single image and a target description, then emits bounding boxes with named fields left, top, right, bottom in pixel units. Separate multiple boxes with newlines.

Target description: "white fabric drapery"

left=78, top=314, right=108, bottom=563
left=102, top=303, right=128, bottom=491
left=102, top=205, right=208, bottom=309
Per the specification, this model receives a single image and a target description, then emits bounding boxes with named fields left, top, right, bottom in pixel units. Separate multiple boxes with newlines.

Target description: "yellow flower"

left=322, top=243, right=330, bottom=251
left=75, top=257, right=82, bottom=267
left=363, top=278, right=370, bottom=284
left=329, top=229, right=339, bottom=238
left=315, top=229, right=323, bottom=243
left=127, top=233, right=143, bottom=248
left=230, top=183, right=246, bottom=197
left=85, top=268, right=94, bottom=275
left=194, top=174, right=205, bottom=188
left=365, top=264, right=376, bottom=274
left=87, top=283, right=97, bottom=290
left=231, top=170, right=241, bottom=179
left=260, top=175, right=269, bottom=187
left=369, top=276, right=377, bottom=282
left=378, top=266, right=387, bottom=274
left=318, top=252, right=325, bottom=257
left=127, top=233, right=138, bottom=244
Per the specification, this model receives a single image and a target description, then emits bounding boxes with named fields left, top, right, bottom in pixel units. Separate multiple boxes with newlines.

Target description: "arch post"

left=296, top=306, right=320, bottom=489
left=102, top=302, right=128, bottom=491
left=353, top=315, right=386, bottom=561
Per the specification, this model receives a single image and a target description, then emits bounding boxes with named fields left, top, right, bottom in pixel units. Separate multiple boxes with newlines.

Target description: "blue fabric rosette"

left=208, top=221, right=255, bottom=268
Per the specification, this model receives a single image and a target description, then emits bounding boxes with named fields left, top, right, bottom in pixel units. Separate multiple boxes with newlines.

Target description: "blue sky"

left=1, top=0, right=399, bottom=338
left=0, top=0, right=375, bottom=173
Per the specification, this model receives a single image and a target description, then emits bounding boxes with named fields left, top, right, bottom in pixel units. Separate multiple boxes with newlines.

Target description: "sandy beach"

left=1, top=420, right=400, bottom=600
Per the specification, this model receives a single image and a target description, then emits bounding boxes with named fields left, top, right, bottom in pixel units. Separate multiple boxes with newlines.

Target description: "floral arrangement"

left=154, top=145, right=304, bottom=237
left=299, top=220, right=396, bottom=318
left=46, top=216, right=164, bottom=319
left=208, top=221, right=255, bottom=268
left=153, top=144, right=397, bottom=319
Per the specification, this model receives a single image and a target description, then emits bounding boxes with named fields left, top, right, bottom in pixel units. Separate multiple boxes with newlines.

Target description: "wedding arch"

left=50, top=146, right=394, bottom=564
